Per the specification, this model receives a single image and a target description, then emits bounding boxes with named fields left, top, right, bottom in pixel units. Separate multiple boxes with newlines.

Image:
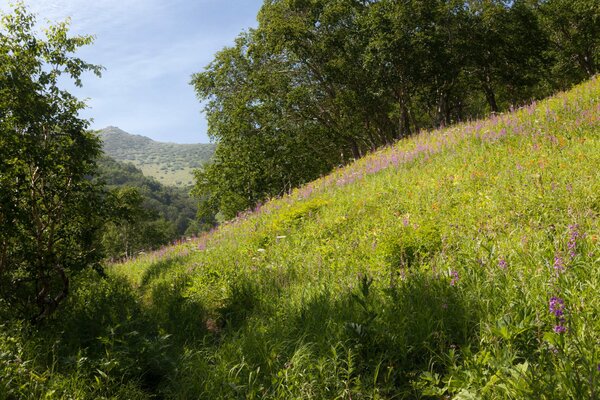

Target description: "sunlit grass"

left=2, top=77, right=599, bottom=399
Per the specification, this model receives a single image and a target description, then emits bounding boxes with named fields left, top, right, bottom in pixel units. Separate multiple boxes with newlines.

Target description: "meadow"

left=1, top=77, right=599, bottom=399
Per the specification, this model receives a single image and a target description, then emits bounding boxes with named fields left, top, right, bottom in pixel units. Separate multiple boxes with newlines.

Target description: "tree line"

left=193, top=0, right=599, bottom=220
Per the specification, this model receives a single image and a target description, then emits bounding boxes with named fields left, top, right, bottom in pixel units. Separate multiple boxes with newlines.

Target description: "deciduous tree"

left=0, top=3, right=103, bottom=321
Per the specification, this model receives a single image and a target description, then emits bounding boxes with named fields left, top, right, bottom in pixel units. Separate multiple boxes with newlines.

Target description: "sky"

left=1, top=0, right=265, bottom=143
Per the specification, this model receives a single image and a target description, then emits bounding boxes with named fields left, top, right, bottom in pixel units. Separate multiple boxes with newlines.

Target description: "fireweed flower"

left=568, top=224, right=580, bottom=259
left=553, top=325, right=567, bottom=334
left=554, top=254, right=565, bottom=274
left=498, top=257, right=507, bottom=270
left=549, top=297, right=565, bottom=317
left=450, top=270, right=459, bottom=286
left=549, top=296, right=567, bottom=334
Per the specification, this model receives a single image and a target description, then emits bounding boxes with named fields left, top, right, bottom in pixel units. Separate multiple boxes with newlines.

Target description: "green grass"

left=2, top=77, right=599, bottom=399
left=136, top=164, right=196, bottom=187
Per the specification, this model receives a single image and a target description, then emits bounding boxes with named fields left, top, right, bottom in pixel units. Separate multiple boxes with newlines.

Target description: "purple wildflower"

left=450, top=270, right=459, bottom=286
left=549, top=296, right=567, bottom=334
left=549, top=297, right=565, bottom=317
left=498, top=257, right=507, bottom=270
left=553, top=254, right=565, bottom=273
left=553, top=325, right=567, bottom=334
left=568, top=224, right=580, bottom=259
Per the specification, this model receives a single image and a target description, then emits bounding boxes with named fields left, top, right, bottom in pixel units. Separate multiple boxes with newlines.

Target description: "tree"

left=192, top=31, right=342, bottom=219
left=0, top=3, right=103, bottom=322
left=540, top=0, right=600, bottom=86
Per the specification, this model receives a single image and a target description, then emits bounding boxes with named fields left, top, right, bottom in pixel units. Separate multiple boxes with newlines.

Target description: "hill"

left=95, top=157, right=202, bottom=258
left=98, top=126, right=215, bottom=187
left=2, top=78, right=599, bottom=398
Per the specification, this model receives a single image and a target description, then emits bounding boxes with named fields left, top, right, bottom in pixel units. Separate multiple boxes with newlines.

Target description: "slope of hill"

left=2, top=78, right=599, bottom=398
left=97, top=156, right=199, bottom=232
left=98, top=126, right=215, bottom=187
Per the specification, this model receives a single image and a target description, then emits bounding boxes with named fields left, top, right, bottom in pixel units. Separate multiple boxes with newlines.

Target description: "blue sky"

left=2, top=0, right=264, bottom=143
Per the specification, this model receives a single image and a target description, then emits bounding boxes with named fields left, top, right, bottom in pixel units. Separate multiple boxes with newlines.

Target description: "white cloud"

left=2, top=0, right=263, bottom=143
left=9, top=0, right=164, bottom=33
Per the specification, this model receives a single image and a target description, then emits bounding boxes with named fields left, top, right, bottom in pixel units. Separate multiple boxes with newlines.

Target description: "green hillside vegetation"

left=98, top=126, right=215, bottom=187
left=193, top=0, right=600, bottom=219
left=96, top=157, right=204, bottom=259
left=2, top=77, right=599, bottom=398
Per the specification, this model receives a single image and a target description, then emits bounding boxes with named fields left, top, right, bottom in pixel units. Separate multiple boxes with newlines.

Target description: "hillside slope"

left=98, top=126, right=215, bottom=187
left=2, top=78, right=599, bottom=399
left=110, top=77, right=600, bottom=398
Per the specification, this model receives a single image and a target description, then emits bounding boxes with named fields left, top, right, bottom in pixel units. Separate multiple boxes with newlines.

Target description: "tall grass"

left=1, top=77, right=599, bottom=399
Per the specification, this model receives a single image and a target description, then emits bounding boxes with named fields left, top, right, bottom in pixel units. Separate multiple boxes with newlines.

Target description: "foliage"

left=0, top=3, right=103, bottom=321
left=192, top=31, right=342, bottom=219
left=96, top=156, right=204, bottom=259
left=116, top=77, right=600, bottom=398
left=192, top=0, right=600, bottom=219
left=540, top=0, right=600, bottom=86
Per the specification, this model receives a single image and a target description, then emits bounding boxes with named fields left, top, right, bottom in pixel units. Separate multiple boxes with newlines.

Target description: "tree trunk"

left=436, top=90, right=450, bottom=128
left=348, top=137, right=361, bottom=160
left=33, top=266, right=69, bottom=323
left=482, top=81, right=499, bottom=113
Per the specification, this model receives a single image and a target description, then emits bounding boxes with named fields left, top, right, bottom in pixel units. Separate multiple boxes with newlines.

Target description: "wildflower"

left=549, top=296, right=567, bottom=334
left=450, top=270, right=459, bottom=286
left=498, top=257, right=507, bottom=270
left=553, top=254, right=565, bottom=273
left=549, top=297, right=565, bottom=317
left=568, top=224, right=580, bottom=259
left=553, top=325, right=567, bottom=334
left=402, top=215, right=410, bottom=227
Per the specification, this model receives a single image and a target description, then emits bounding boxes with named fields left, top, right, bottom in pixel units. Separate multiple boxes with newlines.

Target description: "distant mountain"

left=97, top=126, right=215, bottom=187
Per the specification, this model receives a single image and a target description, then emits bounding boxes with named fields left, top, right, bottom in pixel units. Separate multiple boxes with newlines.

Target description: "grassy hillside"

left=2, top=78, right=599, bottom=399
left=98, top=126, right=215, bottom=187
